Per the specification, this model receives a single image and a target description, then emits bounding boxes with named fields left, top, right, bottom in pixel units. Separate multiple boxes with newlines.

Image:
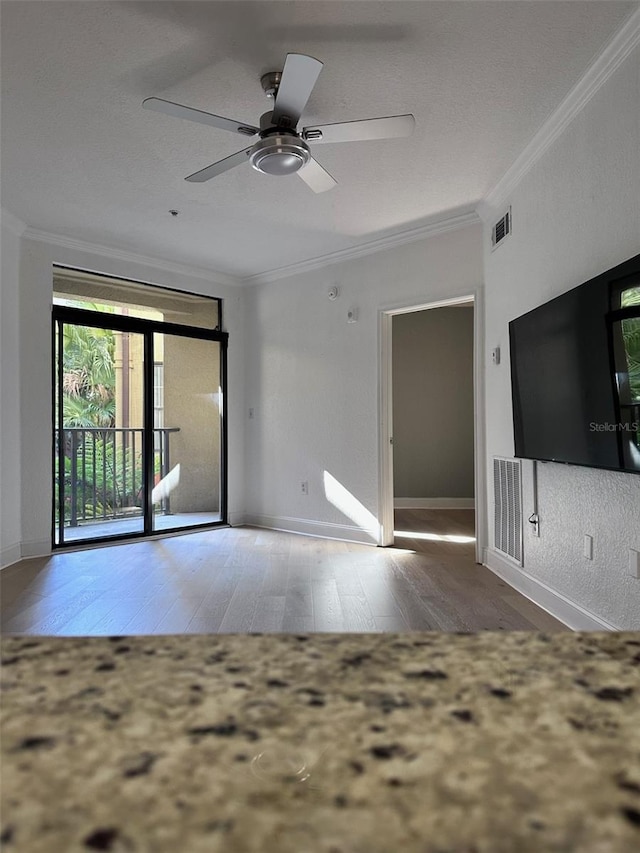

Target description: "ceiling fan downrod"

left=260, top=71, right=283, bottom=99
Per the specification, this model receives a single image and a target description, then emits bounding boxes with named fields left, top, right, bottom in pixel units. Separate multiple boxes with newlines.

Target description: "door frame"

left=52, top=304, right=229, bottom=548
left=378, top=288, right=486, bottom=563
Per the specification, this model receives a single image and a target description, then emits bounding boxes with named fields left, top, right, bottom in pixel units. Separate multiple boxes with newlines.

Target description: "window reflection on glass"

left=621, top=316, right=640, bottom=405
left=611, top=282, right=640, bottom=465
left=621, top=285, right=640, bottom=308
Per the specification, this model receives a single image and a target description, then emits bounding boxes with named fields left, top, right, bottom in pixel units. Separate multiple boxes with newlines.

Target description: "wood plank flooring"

left=0, top=510, right=567, bottom=635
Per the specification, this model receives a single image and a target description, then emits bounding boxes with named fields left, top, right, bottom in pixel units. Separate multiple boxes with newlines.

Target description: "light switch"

left=629, top=549, right=640, bottom=579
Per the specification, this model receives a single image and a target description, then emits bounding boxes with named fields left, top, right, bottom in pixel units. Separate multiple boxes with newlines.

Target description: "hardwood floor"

left=0, top=511, right=567, bottom=635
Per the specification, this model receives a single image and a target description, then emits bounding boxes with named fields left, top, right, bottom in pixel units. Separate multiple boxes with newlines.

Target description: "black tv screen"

left=509, top=253, right=640, bottom=474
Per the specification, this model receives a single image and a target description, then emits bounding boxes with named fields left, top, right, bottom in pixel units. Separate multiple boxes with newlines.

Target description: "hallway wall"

left=392, top=306, right=474, bottom=501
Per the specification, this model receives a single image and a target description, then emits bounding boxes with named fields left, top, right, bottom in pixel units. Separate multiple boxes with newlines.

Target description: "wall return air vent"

left=491, top=206, right=512, bottom=250
left=493, top=456, right=523, bottom=565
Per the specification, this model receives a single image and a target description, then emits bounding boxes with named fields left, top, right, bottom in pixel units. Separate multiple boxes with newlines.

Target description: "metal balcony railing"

left=55, top=427, right=179, bottom=527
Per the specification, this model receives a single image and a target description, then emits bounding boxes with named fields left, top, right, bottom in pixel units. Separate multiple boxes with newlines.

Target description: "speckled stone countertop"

left=2, top=632, right=640, bottom=852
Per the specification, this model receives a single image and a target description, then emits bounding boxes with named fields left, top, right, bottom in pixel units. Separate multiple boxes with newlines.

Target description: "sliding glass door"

left=53, top=306, right=227, bottom=547
left=55, top=321, right=146, bottom=544
left=151, top=333, right=223, bottom=532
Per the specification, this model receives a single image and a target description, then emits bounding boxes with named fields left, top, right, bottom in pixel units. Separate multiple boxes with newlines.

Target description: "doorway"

left=52, top=269, right=228, bottom=548
left=378, top=293, right=485, bottom=561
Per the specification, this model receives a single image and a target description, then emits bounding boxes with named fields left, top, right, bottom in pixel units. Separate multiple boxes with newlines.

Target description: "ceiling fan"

left=142, top=53, right=415, bottom=193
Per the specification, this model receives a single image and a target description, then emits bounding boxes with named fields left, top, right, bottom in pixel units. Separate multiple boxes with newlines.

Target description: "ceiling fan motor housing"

left=250, top=116, right=311, bottom=175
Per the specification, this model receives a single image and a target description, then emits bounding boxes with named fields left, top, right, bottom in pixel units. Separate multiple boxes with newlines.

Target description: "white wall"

left=0, top=217, right=23, bottom=566
left=244, top=224, right=483, bottom=543
left=393, top=306, right=474, bottom=500
left=483, top=45, right=640, bottom=629
left=9, top=235, right=246, bottom=562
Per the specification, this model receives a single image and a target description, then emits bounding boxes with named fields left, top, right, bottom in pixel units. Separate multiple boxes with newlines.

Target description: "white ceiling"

left=1, top=1, right=635, bottom=278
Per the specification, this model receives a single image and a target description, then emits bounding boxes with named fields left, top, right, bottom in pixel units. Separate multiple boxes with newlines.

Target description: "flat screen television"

left=509, top=253, right=640, bottom=474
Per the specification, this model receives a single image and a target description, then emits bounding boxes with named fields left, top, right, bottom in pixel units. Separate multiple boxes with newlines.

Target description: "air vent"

left=491, top=206, right=512, bottom=250
left=493, top=457, right=522, bottom=565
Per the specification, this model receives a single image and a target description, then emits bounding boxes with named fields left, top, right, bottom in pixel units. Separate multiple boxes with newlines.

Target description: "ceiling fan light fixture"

left=249, top=135, right=311, bottom=176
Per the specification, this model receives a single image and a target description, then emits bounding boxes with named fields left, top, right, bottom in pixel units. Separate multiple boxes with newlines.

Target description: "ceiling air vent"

left=491, top=206, right=512, bottom=251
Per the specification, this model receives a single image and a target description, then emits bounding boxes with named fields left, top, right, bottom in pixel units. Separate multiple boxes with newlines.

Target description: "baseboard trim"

left=20, top=540, right=51, bottom=560
left=228, top=511, right=247, bottom=527
left=242, top=514, right=379, bottom=545
left=483, top=547, right=619, bottom=631
left=0, top=543, right=22, bottom=570
left=395, top=498, right=475, bottom=509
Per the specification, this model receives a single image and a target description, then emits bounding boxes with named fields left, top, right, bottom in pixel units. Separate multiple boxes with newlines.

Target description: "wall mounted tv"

left=509, top=253, right=640, bottom=474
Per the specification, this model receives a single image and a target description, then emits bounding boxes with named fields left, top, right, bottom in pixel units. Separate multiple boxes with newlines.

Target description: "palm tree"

left=61, top=322, right=116, bottom=427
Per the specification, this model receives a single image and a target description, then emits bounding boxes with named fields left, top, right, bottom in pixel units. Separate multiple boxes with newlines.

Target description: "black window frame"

left=52, top=298, right=229, bottom=550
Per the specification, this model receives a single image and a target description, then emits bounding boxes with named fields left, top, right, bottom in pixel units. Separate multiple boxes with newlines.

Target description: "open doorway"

left=378, top=294, right=485, bottom=562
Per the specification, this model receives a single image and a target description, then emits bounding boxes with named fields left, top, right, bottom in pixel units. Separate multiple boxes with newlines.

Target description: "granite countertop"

left=2, top=631, right=640, bottom=852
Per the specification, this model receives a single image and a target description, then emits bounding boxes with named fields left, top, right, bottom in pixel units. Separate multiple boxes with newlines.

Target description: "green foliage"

left=622, top=287, right=640, bottom=308
left=622, top=316, right=640, bottom=403
left=80, top=434, right=143, bottom=510
left=55, top=433, right=144, bottom=524
left=55, top=433, right=169, bottom=525
left=619, top=288, right=640, bottom=451
left=62, top=323, right=116, bottom=428
left=62, top=394, right=115, bottom=429
left=620, top=286, right=640, bottom=403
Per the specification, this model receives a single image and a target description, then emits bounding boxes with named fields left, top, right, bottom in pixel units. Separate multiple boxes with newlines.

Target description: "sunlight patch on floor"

left=394, top=530, right=476, bottom=544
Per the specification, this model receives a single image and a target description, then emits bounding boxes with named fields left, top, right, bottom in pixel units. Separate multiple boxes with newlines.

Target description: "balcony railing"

left=55, top=427, right=179, bottom=527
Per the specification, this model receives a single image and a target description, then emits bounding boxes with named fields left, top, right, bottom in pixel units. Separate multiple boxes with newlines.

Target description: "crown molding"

left=1, top=208, right=27, bottom=237
left=20, top=226, right=242, bottom=288
left=481, top=5, right=640, bottom=218
left=243, top=207, right=480, bottom=285
left=9, top=211, right=480, bottom=289
left=474, top=199, right=495, bottom=225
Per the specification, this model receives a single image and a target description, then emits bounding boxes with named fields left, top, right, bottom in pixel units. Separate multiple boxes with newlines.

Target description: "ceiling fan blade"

left=303, top=114, right=415, bottom=144
left=297, top=157, right=337, bottom=194
left=271, top=53, right=323, bottom=129
left=143, top=97, right=259, bottom=137
left=185, top=147, right=253, bottom=182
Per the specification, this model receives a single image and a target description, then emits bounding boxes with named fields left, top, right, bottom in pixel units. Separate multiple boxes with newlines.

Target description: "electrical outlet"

left=301, top=481, right=309, bottom=495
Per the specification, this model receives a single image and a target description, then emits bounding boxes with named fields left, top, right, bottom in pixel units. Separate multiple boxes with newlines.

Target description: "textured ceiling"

left=1, top=1, right=635, bottom=278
